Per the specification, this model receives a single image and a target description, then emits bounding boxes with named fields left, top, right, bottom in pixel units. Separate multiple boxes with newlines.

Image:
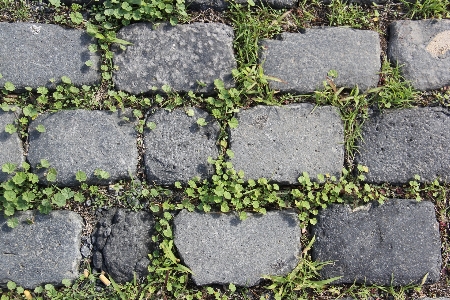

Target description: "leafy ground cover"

left=1, top=0, right=450, bottom=299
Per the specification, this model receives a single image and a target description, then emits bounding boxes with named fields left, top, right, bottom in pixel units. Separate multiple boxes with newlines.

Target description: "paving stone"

left=229, top=103, right=344, bottom=184
left=27, top=109, right=138, bottom=186
left=312, top=199, right=441, bottom=286
left=260, top=28, right=381, bottom=93
left=173, top=210, right=301, bottom=286
left=388, top=20, right=450, bottom=91
left=186, top=0, right=295, bottom=11
left=113, top=22, right=236, bottom=95
left=0, top=210, right=82, bottom=289
left=91, top=209, right=156, bottom=283
left=0, top=109, right=24, bottom=182
left=144, top=107, right=220, bottom=185
left=355, top=107, right=450, bottom=183
left=0, top=22, right=100, bottom=91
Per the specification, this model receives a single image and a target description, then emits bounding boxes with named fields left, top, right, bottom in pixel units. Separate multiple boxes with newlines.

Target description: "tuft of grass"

left=327, top=0, right=371, bottom=28
left=401, top=0, right=450, bottom=19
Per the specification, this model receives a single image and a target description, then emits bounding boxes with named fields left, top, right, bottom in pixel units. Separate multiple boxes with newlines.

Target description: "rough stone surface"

left=312, top=199, right=441, bottom=286
left=0, top=109, right=24, bottom=182
left=0, top=22, right=100, bottom=91
left=91, top=209, right=156, bottom=283
left=260, top=28, right=380, bottom=93
left=355, top=107, right=450, bottom=183
left=113, top=22, right=236, bottom=94
left=229, top=103, right=344, bottom=184
left=0, top=210, right=82, bottom=289
left=27, top=109, right=138, bottom=186
left=186, top=0, right=295, bottom=11
left=173, top=210, right=301, bottom=286
left=388, top=20, right=450, bottom=91
left=144, top=107, right=220, bottom=185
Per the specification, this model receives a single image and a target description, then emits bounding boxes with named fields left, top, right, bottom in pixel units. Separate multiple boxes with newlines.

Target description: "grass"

left=1, top=0, right=450, bottom=299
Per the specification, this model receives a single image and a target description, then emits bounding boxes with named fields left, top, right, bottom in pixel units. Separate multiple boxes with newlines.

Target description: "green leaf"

left=85, top=60, right=93, bottom=67
left=196, top=118, right=207, bottom=126
left=62, top=279, right=72, bottom=287
left=12, top=172, right=27, bottom=185
left=46, top=168, right=57, bottom=182
left=49, top=0, right=61, bottom=7
left=22, top=191, right=36, bottom=202
left=4, top=124, right=17, bottom=134
left=40, top=159, right=50, bottom=168
left=147, top=121, right=156, bottom=130
left=38, top=199, right=52, bottom=214
left=76, top=170, right=87, bottom=182
left=7, top=281, right=16, bottom=290
left=34, top=286, right=43, bottom=293
left=70, top=12, right=83, bottom=24
left=4, top=82, right=15, bottom=92
left=94, top=169, right=110, bottom=179
left=6, top=218, right=18, bottom=228
left=4, top=190, right=17, bottom=202
left=36, top=124, right=46, bottom=133
left=52, top=192, right=67, bottom=207
left=186, top=109, right=195, bottom=117
left=61, top=76, right=71, bottom=84
left=228, top=117, right=239, bottom=128
left=74, top=192, right=85, bottom=203
left=23, top=105, right=38, bottom=117
left=2, top=163, right=16, bottom=174
left=239, top=211, right=247, bottom=220
left=226, top=149, right=234, bottom=158
left=229, top=283, right=236, bottom=293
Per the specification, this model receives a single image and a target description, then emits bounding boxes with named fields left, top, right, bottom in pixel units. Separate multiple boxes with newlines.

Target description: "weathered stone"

left=388, top=20, right=450, bottom=91
left=312, top=199, right=441, bottom=286
left=173, top=210, right=301, bottom=286
left=229, top=103, right=344, bottom=184
left=0, top=109, right=24, bottom=182
left=260, top=28, right=381, bottom=93
left=27, top=109, right=138, bottom=186
left=113, top=22, right=236, bottom=94
left=91, top=209, right=156, bottom=283
left=355, top=107, right=450, bottom=183
left=144, top=107, right=220, bottom=185
left=0, top=22, right=100, bottom=91
left=0, top=210, right=82, bottom=289
left=186, top=0, right=295, bottom=11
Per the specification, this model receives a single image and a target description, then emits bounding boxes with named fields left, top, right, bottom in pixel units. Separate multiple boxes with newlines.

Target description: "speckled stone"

left=229, top=103, right=344, bottom=184
left=312, top=199, right=441, bottom=286
left=0, top=108, right=24, bottom=182
left=260, top=28, right=381, bottom=93
left=355, top=107, right=450, bottom=183
left=144, top=107, right=220, bottom=185
left=113, top=22, right=236, bottom=94
left=27, top=109, right=138, bottom=186
left=0, top=22, right=100, bottom=91
left=388, top=20, right=450, bottom=91
left=0, top=210, right=82, bottom=289
left=174, top=210, right=301, bottom=286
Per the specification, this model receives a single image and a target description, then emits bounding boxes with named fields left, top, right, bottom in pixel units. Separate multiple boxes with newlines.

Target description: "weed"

left=401, top=0, right=450, bottom=19
left=327, top=0, right=370, bottom=28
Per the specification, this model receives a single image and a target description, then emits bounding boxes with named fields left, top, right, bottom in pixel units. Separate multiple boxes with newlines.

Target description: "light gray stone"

left=91, top=209, right=156, bottom=283
left=312, top=199, right=441, bottom=286
left=355, top=107, right=450, bottom=183
left=0, top=22, right=100, bottom=91
left=260, top=28, right=381, bottom=93
left=0, top=210, right=82, bottom=289
left=173, top=210, right=301, bottom=286
left=0, top=109, right=24, bottom=182
left=229, top=103, right=344, bottom=184
left=388, top=20, right=450, bottom=91
left=27, top=109, right=138, bottom=186
left=144, top=107, right=220, bottom=185
left=186, top=0, right=295, bottom=11
left=113, top=22, right=236, bottom=94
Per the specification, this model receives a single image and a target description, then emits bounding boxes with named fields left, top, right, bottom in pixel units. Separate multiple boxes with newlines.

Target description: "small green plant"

left=327, top=0, right=370, bottom=28
left=401, top=0, right=450, bottom=19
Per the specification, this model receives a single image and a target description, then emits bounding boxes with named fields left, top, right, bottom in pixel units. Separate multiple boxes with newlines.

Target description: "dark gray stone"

left=0, top=22, right=100, bottom=91
left=229, top=103, right=344, bottom=184
left=187, top=0, right=295, bottom=11
left=113, top=22, right=236, bottom=94
left=260, top=28, right=381, bottom=93
left=27, top=109, right=138, bottom=186
left=91, top=209, right=156, bottom=283
left=0, top=109, right=24, bottom=182
left=355, top=107, right=450, bottom=183
left=0, top=210, right=82, bottom=289
left=312, top=199, right=441, bottom=286
left=388, top=20, right=450, bottom=91
left=144, top=107, right=220, bottom=185
left=173, top=210, right=301, bottom=286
